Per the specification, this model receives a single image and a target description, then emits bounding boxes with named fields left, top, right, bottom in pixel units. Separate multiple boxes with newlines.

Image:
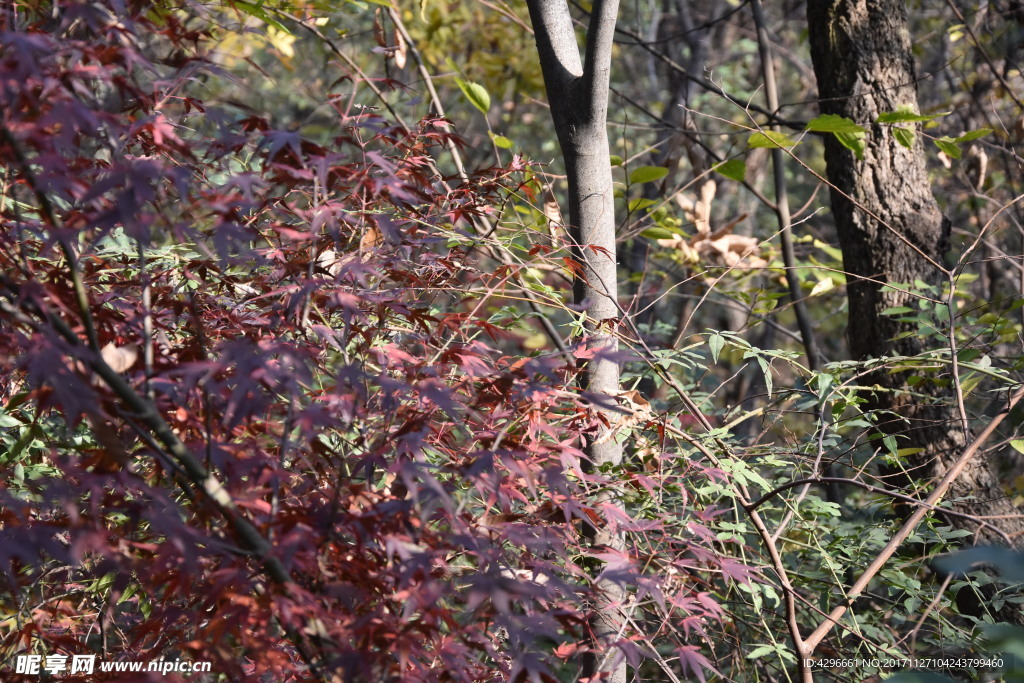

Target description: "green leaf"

left=641, top=227, right=681, bottom=240
left=627, top=197, right=657, bottom=212
left=747, top=130, right=798, bottom=149
left=935, top=546, right=1024, bottom=583
left=609, top=154, right=624, bottom=166
left=892, top=126, right=915, bottom=148
left=231, top=0, right=292, bottom=33
left=745, top=645, right=775, bottom=660
left=881, top=306, right=914, bottom=315
left=955, top=127, right=993, bottom=143
left=488, top=131, right=513, bottom=149
left=877, top=108, right=948, bottom=124
left=117, top=582, right=139, bottom=605
left=456, top=78, right=490, bottom=115
left=811, top=238, right=843, bottom=262
left=934, top=136, right=961, bottom=159
left=714, top=159, right=746, bottom=182
left=806, top=114, right=866, bottom=134
left=834, top=131, right=865, bottom=159
left=759, top=357, right=773, bottom=398
left=960, top=372, right=984, bottom=396
left=957, top=348, right=982, bottom=362
left=95, top=572, right=116, bottom=593
left=1, top=429, right=38, bottom=463
left=628, top=165, right=669, bottom=184
left=708, top=332, right=725, bottom=363
left=1011, top=439, right=1024, bottom=455
left=815, top=372, right=834, bottom=404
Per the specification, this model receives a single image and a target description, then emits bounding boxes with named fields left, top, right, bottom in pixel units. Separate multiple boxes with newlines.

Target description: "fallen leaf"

left=359, top=225, right=384, bottom=255
left=100, top=342, right=139, bottom=373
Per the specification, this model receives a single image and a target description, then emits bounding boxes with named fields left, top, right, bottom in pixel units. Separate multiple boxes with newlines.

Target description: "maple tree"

left=0, top=2, right=736, bottom=680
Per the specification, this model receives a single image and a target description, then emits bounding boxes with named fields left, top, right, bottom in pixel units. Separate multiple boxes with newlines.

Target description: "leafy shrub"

left=0, top=2, right=739, bottom=680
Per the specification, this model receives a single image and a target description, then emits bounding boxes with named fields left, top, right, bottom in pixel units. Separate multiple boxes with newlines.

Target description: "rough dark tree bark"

left=525, top=1, right=626, bottom=680
left=806, top=0, right=1024, bottom=550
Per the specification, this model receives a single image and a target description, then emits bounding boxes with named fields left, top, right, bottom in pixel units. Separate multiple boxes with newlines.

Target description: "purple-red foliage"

left=0, top=2, right=745, bottom=680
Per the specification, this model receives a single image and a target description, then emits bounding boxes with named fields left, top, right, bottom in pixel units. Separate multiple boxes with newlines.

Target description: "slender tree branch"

left=0, top=124, right=99, bottom=352
left=750, top=0, right=821, bottom=372
left=944, top=0, right=1024, bottom=111
left=580, top=0, right=618, bottom=117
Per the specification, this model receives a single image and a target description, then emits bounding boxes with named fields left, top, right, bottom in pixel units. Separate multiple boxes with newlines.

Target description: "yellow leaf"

left=266, top=25, right=295, bottom=59
left=809, top=277, right=835, bottom=297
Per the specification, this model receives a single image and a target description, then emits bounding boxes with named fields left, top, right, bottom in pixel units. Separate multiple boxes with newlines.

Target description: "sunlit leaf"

left=934, top=136, right=961, bottom=159
left=628, top=197, right=657, bottom=212
left=955, top=127, right=993, bottom=143
left=806, top=114, right=866, bottom=134
left=881, top=306, right=914, bottom=315
left=628, top=165, right=669, bottom=184
left=266, top=25, right=296, bottom=59
left=747, top=130, right=798, bottom=149
left=641, top=226, right=680, bottom=240
left=877, top=107, right=948, bottom=124
left=489, top=131, right=514, bottom=149
left=708, top=332, right=725, bottom=363
left=714, top=159, right=746, bottom=182
left=456, top=78, right=490, bottom=114
left=745, top=645, right=775, bottom=660
left=100, top=342, right=139, bottom=373
left=834, top=131, right=865, bottom=159
left=809, top=277, right=835, bottom=297
left=892, top=126, right=915, bottom=148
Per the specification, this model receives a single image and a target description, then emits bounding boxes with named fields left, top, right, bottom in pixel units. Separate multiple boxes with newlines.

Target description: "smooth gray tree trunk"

left=525, top=1, right=626, bottom=680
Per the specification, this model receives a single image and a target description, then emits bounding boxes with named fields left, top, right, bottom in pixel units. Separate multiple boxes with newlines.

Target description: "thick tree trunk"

left=806, top=1, right=1024, bottom=549
left=526, top=1, right=626, bottom=680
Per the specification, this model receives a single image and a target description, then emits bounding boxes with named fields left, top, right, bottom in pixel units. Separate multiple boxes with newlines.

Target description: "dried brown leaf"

left=100, top=342, right=138, bottom=373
